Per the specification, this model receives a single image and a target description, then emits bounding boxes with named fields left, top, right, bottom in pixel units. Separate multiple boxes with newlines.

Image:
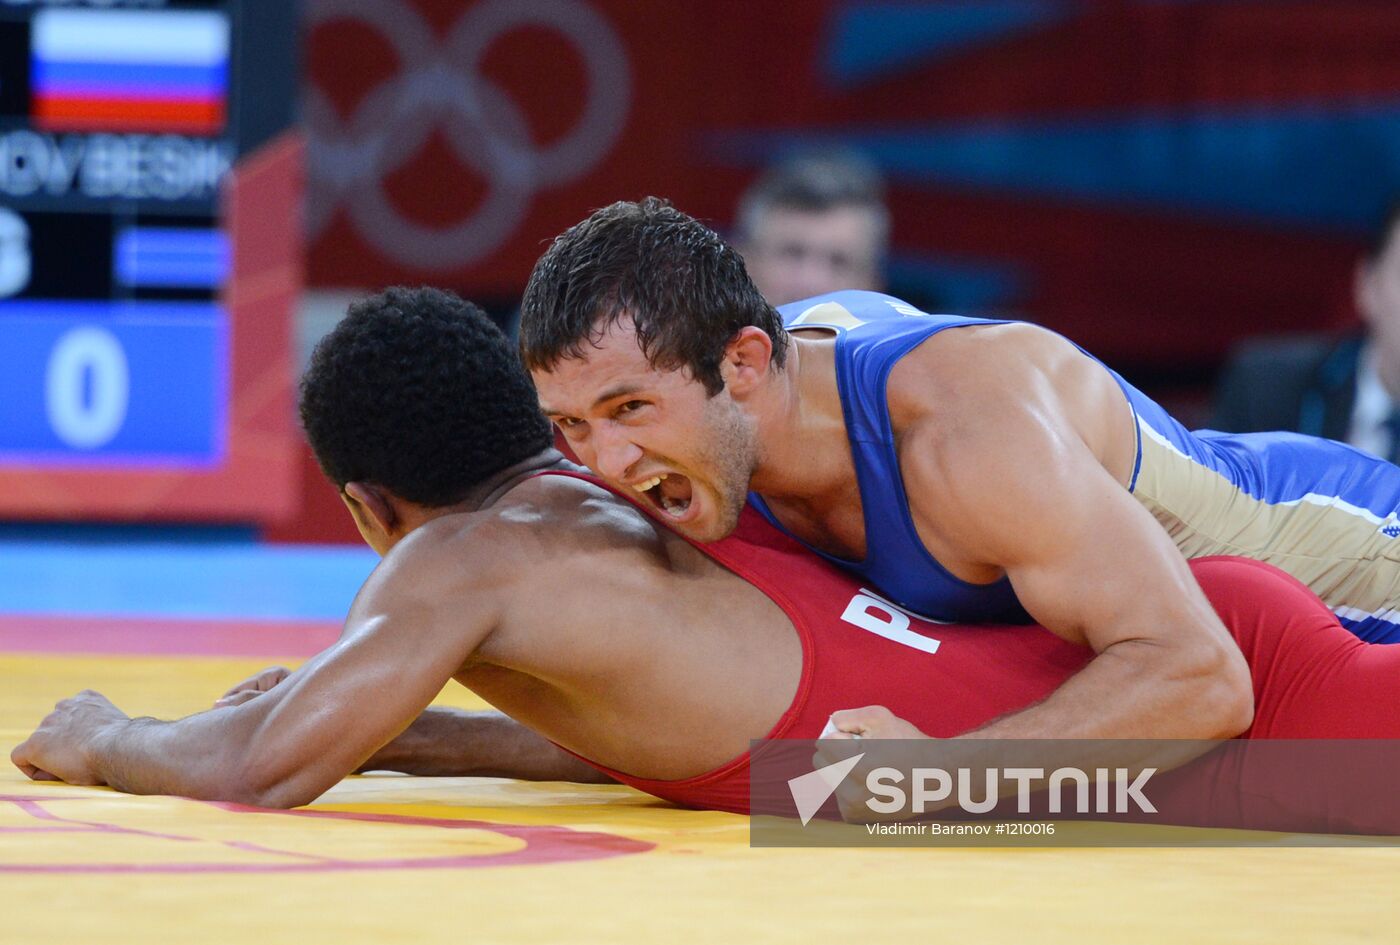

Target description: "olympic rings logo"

left=303, top=0, right=630, bottom=269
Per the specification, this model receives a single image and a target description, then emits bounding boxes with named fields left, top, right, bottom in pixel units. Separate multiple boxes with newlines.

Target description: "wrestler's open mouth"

left=632, top=473, right=694, bottom=519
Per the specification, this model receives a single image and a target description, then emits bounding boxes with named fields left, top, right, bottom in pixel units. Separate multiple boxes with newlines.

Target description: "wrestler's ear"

left=341, top=482, right=398, bottom=555
left=721, top=326, right=774, bottom=397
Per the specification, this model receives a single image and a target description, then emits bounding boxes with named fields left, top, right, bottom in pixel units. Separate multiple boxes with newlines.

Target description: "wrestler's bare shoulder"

left=884, top=320, right=1130, bottom=467
left=887, top=322, right=1091, bottom=414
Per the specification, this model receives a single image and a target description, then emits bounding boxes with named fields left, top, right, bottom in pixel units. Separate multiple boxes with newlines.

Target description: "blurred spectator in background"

left=733, top=150, right=889, bottom=306
left=1212, top=202, right=1400, bottom=461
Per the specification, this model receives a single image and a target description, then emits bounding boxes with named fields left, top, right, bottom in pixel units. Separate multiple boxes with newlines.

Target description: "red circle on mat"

left=0, top=796, right=655, bottom=873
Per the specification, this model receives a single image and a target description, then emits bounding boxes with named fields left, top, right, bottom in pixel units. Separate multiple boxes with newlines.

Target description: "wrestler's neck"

left=393, top=448, right=573, bottom=536
left=748, top=332, right=855, bottom=503
left=457, top=448, right=574, bottom=513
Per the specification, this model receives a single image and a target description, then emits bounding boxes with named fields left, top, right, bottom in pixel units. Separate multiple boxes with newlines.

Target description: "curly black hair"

left=519, top=197, right=787, bottom=396
left=300, top=286, right=554, bottom=507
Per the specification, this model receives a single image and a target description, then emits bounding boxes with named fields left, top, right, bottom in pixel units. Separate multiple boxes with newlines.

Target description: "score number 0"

left=45, top=327, right=130, bottom=449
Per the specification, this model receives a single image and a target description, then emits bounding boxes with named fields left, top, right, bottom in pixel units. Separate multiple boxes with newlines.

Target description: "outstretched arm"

left=11, top=525, right=503, bottom=807
left=214, top=668, right=617, bottom=784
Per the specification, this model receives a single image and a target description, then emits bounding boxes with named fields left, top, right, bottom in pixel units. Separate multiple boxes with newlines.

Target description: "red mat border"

left=0, top=614, right=338, bottom=658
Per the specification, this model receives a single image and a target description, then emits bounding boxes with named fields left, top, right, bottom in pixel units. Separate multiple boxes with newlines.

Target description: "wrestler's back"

left=451, top=472, right=804, bottom=781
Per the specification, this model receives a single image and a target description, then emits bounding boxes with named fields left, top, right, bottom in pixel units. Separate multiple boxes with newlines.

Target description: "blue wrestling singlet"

left=748, top=290, right=1400, bottom=642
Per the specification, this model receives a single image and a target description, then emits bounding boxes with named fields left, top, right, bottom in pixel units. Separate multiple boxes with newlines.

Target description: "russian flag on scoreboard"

left=30, top=9, right=230, bottom=135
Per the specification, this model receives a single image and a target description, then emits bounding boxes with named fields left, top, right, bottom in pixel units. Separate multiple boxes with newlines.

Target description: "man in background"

left=733, top=150, right=888, bottom=306
left=1213, top=203, right=1400, bottom=459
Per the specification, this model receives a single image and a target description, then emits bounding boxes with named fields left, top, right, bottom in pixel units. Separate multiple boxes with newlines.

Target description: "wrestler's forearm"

left=360, top=708, right=617, bottom=784
left=87, top=710, right=269, bottom=801
left=960, top=638, right=1245, bottom=761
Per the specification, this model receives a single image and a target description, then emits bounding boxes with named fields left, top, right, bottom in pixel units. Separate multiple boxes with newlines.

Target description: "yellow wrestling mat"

left=4, top=652, right=1399, bottom=944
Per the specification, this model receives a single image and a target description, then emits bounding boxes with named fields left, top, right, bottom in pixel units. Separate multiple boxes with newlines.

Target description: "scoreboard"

left=0, top=0, right=302, bottom=521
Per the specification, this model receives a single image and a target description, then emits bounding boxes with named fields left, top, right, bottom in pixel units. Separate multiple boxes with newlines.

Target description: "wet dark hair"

left=300, top=286, right=553, bottom=507
left=518, top=197, right=787, bottom=396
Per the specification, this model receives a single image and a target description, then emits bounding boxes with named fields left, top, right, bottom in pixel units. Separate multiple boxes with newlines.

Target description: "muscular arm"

left=895, top=330, right=1254, bottom=741
left=12, top=523, right=505, bottom=807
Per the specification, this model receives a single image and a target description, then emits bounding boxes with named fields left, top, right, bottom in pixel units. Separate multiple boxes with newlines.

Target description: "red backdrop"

left=285, top=0, right=1400, bottom=541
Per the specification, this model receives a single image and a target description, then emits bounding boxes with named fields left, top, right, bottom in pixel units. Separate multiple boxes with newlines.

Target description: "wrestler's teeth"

left=632, top=474, right=668, bottom=493
left=660, top=493, right=691, bottom=517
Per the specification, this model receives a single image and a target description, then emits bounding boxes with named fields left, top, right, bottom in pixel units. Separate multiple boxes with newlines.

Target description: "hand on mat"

left=11, top=689, right=130, bottom=785
left=215, top=665, right=292, bottom=707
